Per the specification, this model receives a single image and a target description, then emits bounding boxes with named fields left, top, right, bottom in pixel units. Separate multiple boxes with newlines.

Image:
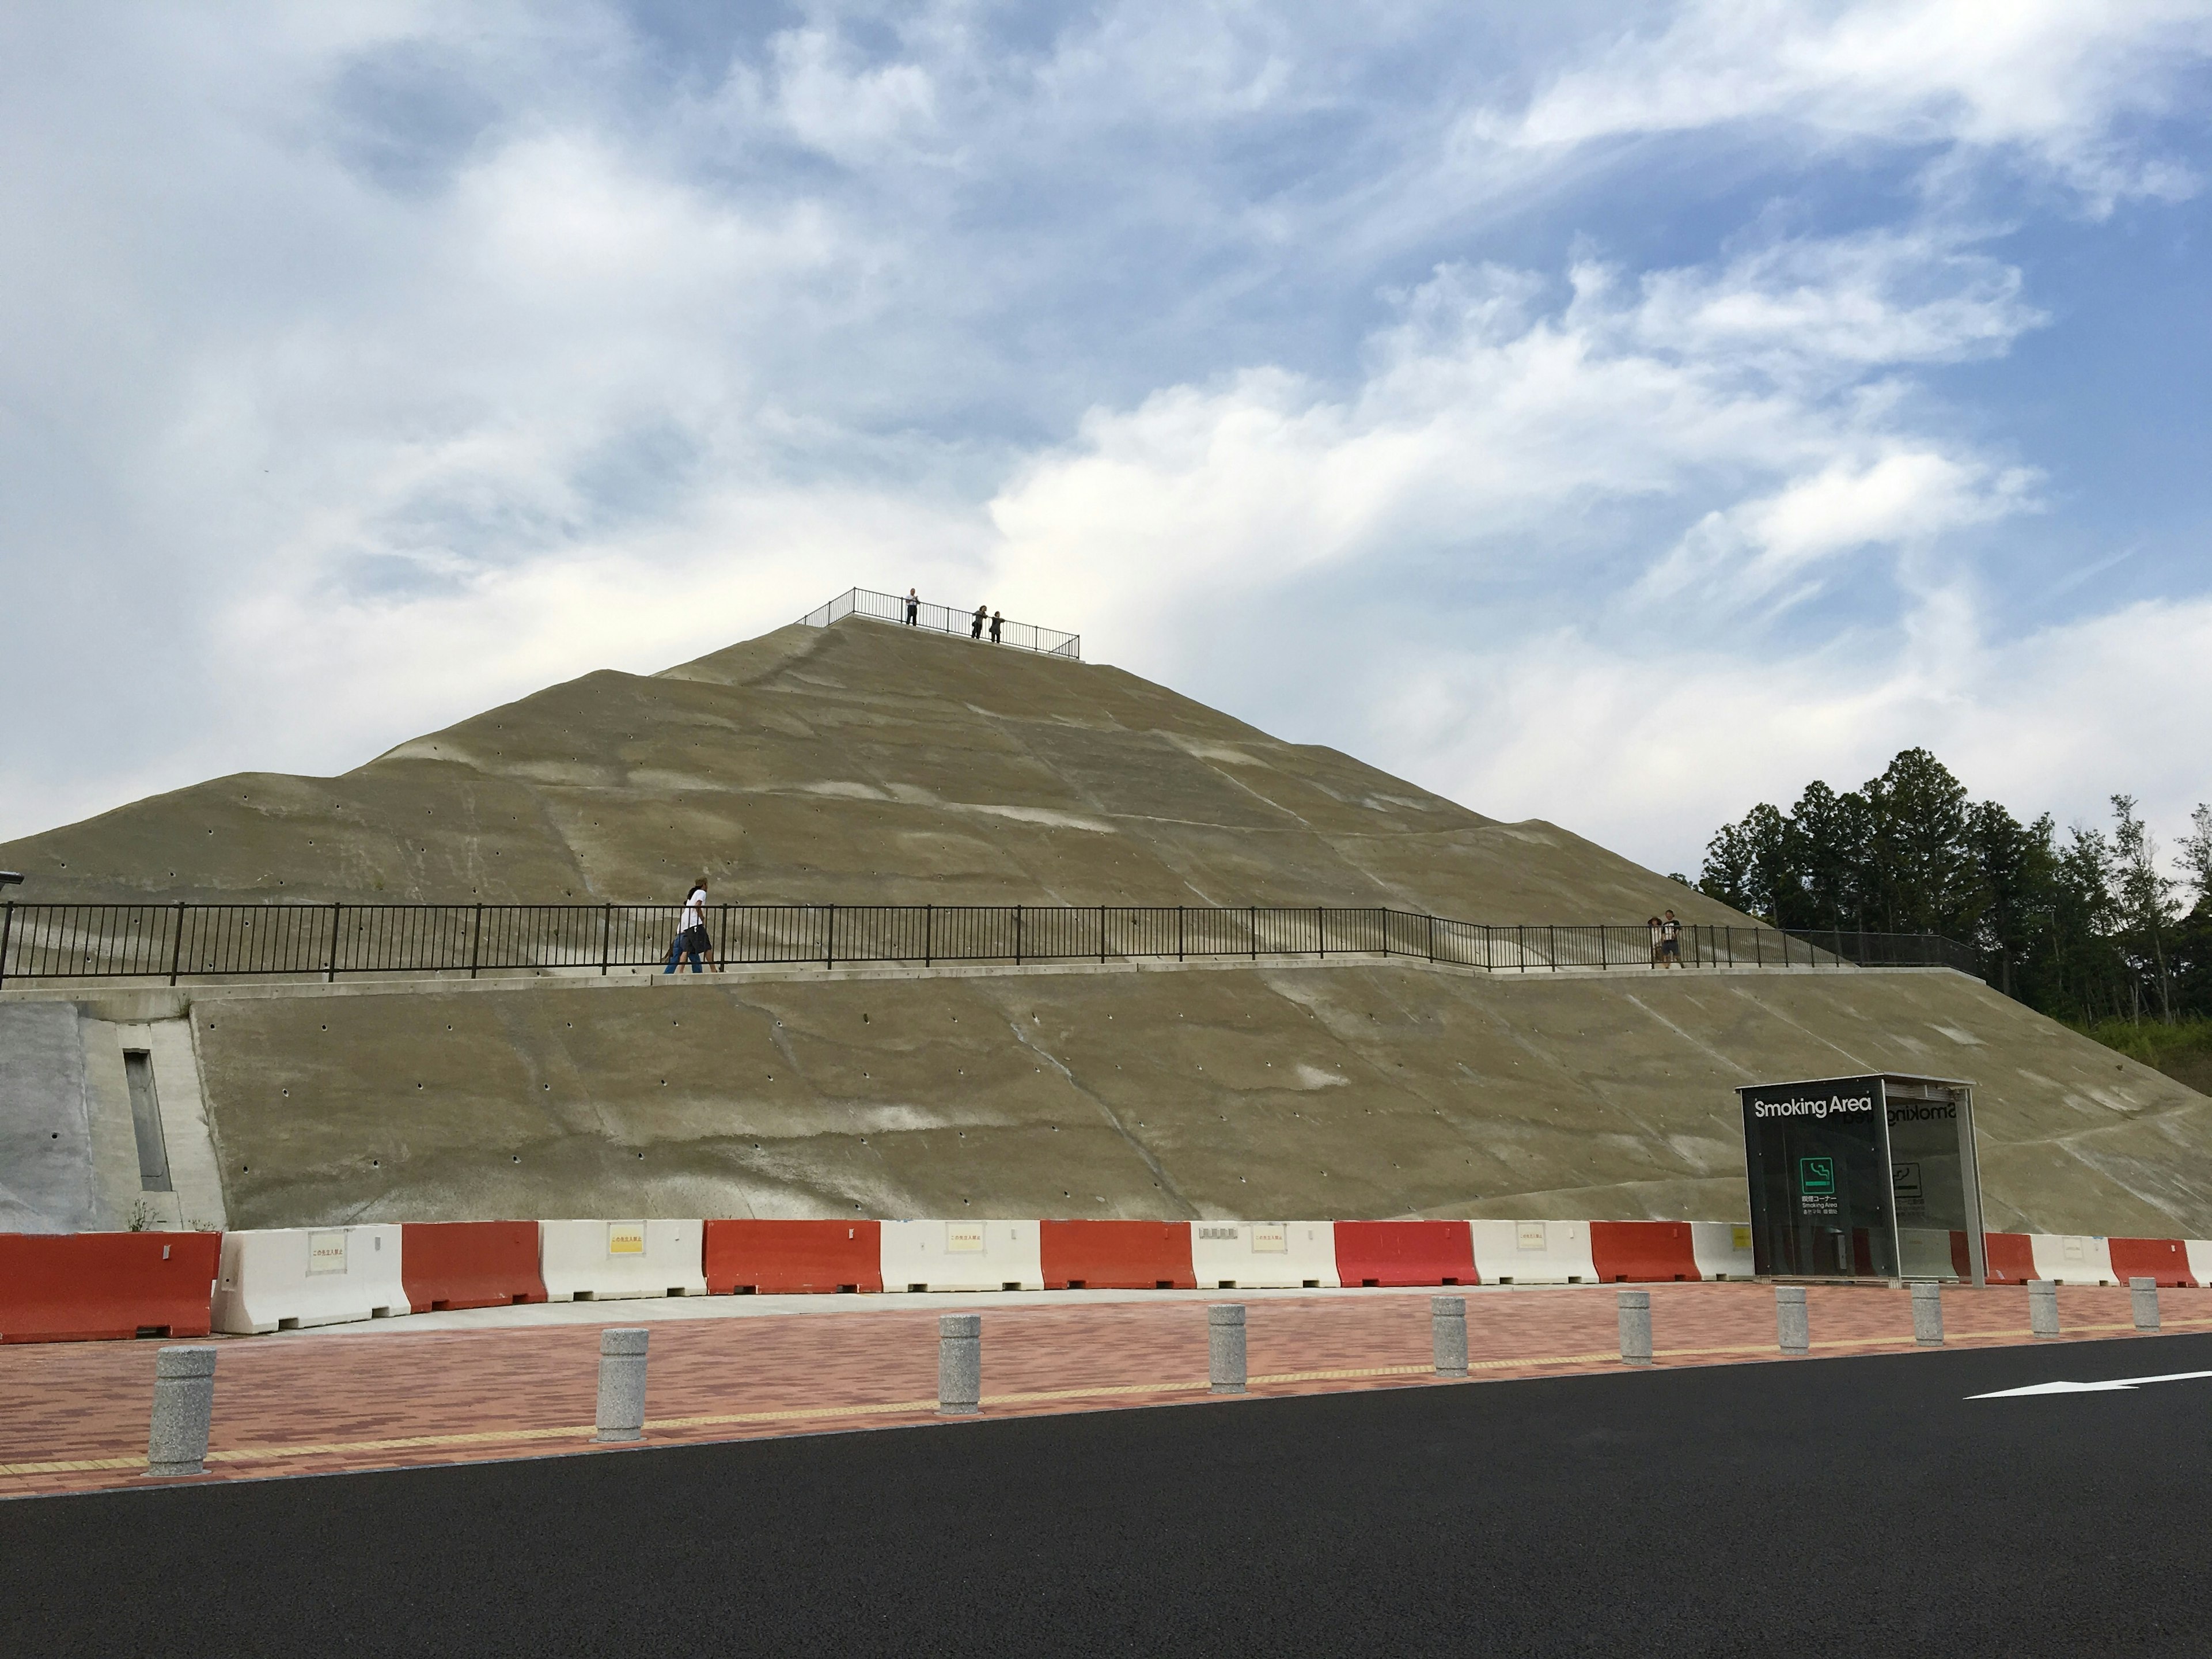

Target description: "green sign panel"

left=1798, top=1155, right=1836, bottom=1195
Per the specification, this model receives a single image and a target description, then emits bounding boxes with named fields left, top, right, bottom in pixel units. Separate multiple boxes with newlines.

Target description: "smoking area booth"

left=1737, top=1074, right=1987, bottom=1285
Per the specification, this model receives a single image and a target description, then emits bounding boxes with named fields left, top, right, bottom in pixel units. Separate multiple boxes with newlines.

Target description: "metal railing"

left=799, top=587, right=1080, bottom=659
left=0, top=900, right=1973, bottom=988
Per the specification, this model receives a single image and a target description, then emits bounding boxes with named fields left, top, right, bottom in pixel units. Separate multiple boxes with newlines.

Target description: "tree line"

left=1692, top=748, right=2212, bottom=1024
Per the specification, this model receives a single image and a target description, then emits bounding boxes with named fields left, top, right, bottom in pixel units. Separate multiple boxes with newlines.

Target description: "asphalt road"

left=7, top=1335, right=2209, bottom=1657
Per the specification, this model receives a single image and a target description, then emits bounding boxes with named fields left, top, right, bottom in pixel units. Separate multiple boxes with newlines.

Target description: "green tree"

left=2110, top=794, right=2178, bottom=1022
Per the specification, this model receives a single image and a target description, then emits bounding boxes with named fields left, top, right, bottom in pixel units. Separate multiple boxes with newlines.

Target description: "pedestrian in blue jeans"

left=664, top=878, right=710, bottom=973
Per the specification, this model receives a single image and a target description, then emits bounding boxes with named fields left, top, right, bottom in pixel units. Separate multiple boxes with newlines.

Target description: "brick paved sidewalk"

left=5, top=1281, right=2204, bottom=1501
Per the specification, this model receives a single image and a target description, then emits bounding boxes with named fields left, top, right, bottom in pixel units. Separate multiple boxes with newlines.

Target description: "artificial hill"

left=3, top=613, right=2209, bottom=1240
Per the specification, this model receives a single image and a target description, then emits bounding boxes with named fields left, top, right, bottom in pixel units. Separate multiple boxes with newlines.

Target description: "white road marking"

left=1970, top=1370, right=2212, bottom=1399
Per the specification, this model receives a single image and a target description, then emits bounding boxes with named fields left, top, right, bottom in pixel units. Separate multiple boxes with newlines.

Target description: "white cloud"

left=1488, top=0, right=2212, bottom=205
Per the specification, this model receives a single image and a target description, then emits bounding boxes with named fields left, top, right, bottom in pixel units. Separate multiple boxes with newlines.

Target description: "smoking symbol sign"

left=1798, top=1156, right=1836, bottom=1195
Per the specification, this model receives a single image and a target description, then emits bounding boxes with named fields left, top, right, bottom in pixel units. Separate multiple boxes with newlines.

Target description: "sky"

left=4, top=1, right=2211, bottom=886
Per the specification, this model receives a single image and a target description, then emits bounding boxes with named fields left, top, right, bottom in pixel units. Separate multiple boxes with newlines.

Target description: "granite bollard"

left=1617, top=1288, right=1652, bottom=1366
left=145, top=1346, right=218, bottom=1478
left=938, top=1313, right=981, bottom=1415
left=1209, top=1304, right=1247, bottom=1395
left=2130, top=1276, right=2161, bottom=1332
left=1911, top=1282, right=1944, bottom=1347
left=593, top=1328, right=649, bottom=1442
left=1431, top=1296, right=1468, bottom=1377
left=1775, top=1285, right=1810, bottom=1355
left=2028, top=1279, right=2060, bottom=1339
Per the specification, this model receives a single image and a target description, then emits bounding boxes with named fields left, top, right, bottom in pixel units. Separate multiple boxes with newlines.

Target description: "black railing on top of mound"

left=799, top=587, right=1081, bottom=659
left=0, top=900, right=1975, bottom=987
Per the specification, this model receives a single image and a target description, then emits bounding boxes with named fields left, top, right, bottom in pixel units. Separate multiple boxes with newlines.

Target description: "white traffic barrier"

left=211, top=1225, right=408, bottom=1335
left=2186, top=1240, right=2212, bottom=1287
left=881, top=1219, right=1043, bottom=1293
left=2028, top=1234, right=2118, bottom=1287
left=1189, top=1221, right=1339, bottom=1290
left=1468, top=1219, right=1595, bottom=1285
left=1690, top=1222, right=1756, bottom=1281
left=540, top=1219, right=706, bottom=1303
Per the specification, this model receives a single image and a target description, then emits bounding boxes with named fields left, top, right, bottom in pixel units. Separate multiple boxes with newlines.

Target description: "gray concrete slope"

left=0, top=616, right=1748, bottom=925
left=144, top=957, right=2210, bottom=1237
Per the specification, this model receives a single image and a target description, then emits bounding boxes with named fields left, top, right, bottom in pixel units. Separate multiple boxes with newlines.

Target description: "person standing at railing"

left=1660, top=910, right=1684, bottom=968
left=664, top=878, right=714, bottom=974
left=906, top=588, right=919, bottom=625
left=989, top=609, right=1003, bottom=644
left=1647, top=916, right=1664, bottom=968
left=971, top=604, right=987, bottom=639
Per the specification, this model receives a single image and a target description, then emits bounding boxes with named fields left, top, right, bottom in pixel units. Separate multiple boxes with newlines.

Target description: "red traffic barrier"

left=1334, top=1220, right=1476, bottom=1287
left=1975, top=1231, right=2036, bottom=1284
left=1590, top=1221, right=1700, bottom=1283
left=705, top=1220, right=881, bottom=1294
left=0, top=1232, right=221, bottom=1343
left=400, top=1221, right=547, bottom=1312
left=1040, top=1220, right=1196, bottom=1290
left=2107, top=1236, right=2199, bottom=1288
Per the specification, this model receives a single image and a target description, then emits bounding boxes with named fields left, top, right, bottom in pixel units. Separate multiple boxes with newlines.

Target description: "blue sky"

left=3, top=1, right=2210, bottom=885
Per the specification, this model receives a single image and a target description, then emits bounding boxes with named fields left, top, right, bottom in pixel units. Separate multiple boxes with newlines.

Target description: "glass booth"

left=1737, top=1074, right=1986, bottom=1284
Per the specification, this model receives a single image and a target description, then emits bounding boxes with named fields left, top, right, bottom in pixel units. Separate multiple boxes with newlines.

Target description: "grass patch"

left=2067, top=1015, right=2212, bottom=1094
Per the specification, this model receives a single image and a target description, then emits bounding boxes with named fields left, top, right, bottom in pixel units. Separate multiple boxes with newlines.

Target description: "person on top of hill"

left=1647, top=916, right=1664, bottom=968
left=989, top=609, right=1003, bottom=644
left=906, top=588, right=919, bottom=625
left=1660, top=910, right=1683, bottom=968
left=664, top=878, right=716, bottom=974
left=971, top=604, right=987, bottom=639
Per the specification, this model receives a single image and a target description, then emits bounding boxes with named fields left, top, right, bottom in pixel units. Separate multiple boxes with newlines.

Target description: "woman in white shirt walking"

left=664, top=878, right=715, bottom=974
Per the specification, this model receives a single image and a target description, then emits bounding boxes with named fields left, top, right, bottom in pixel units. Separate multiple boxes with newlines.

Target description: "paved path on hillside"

left=7, top=1332, right=2210, bottom=1657
left=5, top=1282, right=2208, bottom=1499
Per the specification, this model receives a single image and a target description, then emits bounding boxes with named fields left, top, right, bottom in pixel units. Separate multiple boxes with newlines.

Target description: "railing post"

left=1253, top=906, right=1259, bottom=961
left=825, top=903, right=835, bottom=970
left=0, top=899, right=12, bottom=991
left=1102, top=904, right=1109, bottom=965
left=925, top=903, right=934, bottom=968
left=325, top=902, right=342, bottom=983
left=168, top=902, right=185, bottom=987
left=1177, top=904, right=1185, bottom=962
left=468, top=903, right=482, bottom=980
left=1315, top=906, right=1323, bottom=959
left=1015, top=903, right=1023, bottom=966
left=600, top=903, right=612, bottom=975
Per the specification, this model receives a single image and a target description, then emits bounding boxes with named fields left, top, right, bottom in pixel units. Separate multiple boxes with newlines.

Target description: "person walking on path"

left=988, top=608, right=1003, bottom=644
left=664, top=878, right=714, bottom=974
left=1647, top=916, right=1664, bottom=968
left=1660, top=909, right=1684, bottom=968
left=971, top=604, right=987, bottom=639
left=905, top=588, right=919, bottom=625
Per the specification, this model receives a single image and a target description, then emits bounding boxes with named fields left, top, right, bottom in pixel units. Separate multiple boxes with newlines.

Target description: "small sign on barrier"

left=946, top=1222, right=985, bottom=1253
left=607, top=1223, right=645, bottom=1257
left=307, top=1232, right=347, bottom=1275
left=1251, top=1224, right=1287, bottom=1253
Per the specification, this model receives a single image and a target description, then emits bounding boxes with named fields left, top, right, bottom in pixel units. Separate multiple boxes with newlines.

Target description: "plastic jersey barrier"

left=1334, top=1220, right=1477, bottom=1287
left=1040, top=1221, right=1196, bottom=1290
left=2187, top=1241, right=2212, bottom=1287
left=0, top=1232, right=221, bottom=1343
left=878, top=1219, right=1043, bottom=1292
left=401, top=1221, right=548, bottom=1312
left=539, top=1219, right=707, bottom=1302
left=1688, top=1222, right=1756, bottom=1281
left=1978, top=1232, right=2036, bottom=1285
left=1468, top=1219, right=1594, bottom=1285
left=2029, top=1233, right=2119, bottom=1286
left=213, top=1226, right=407, bottom=1335
left=1590, top=1221, right=1700, bottom=1283
left=2104, top=1237, right=2197, bottom=1288
left=1189, top=1222, right=1339, bottom=1290
left=705, top=1220, right=881, bottom=1294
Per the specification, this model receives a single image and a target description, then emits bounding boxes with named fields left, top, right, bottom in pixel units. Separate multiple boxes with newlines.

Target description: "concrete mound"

left=4, top=613, right=2206, bottom=1237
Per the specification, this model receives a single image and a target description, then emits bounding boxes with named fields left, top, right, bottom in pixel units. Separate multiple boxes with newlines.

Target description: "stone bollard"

left=938, top=1313, right=981, bottom=1415
left=1431, top=1296, right=1468, bottom=1378
left=593, top=1328, right=649, bottom=1442
left=1775, top=1285, right=1810, bottom=1355
left=2028, top=1279, right=2061, bottom=1339
left=145, top=1346, right=218, bottom=1478
left=2131, top=1276, right=2161, bottom=1332
left=1910, top=1282, right=1944, bottom=1346
left=1209, top=1304, right=1247, bottom=1395
left=1617, top=1288, right=1653, bottom=1366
